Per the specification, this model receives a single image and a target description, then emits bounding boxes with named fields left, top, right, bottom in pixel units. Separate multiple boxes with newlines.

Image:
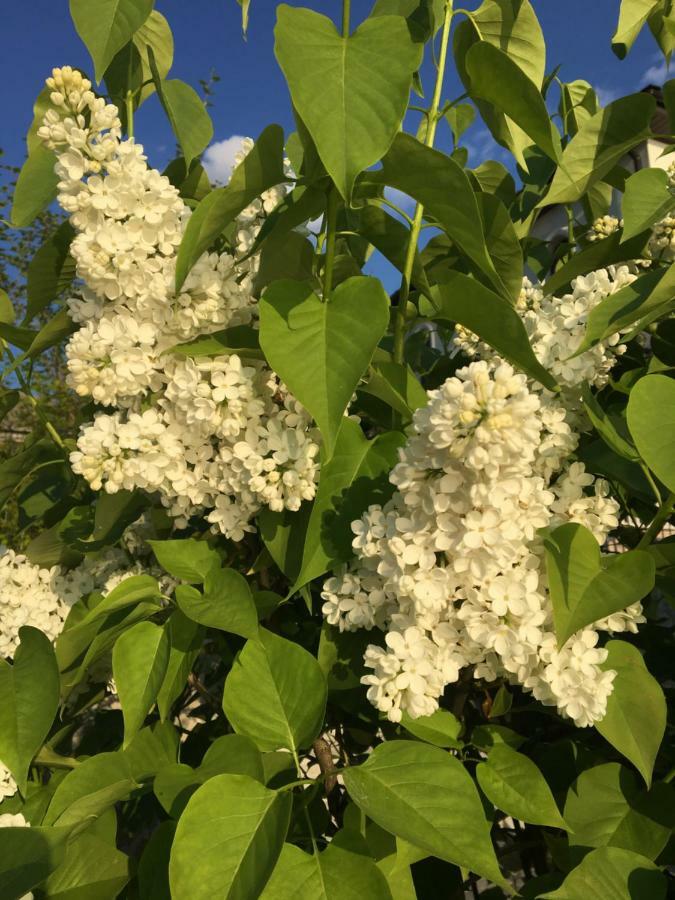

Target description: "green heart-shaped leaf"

left=69, top=0, right=153, bottom=83
left=259, top=277, right=390, bottom=458
left=174, top=566, right=258, bottom=639
left=274, top=5, right=422, bottom=201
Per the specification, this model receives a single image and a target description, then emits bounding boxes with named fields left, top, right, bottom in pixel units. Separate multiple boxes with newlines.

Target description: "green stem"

left=34, top=747, right=79, bottom=769
left=566, top=204, right=576, bottom=255
left=341, top=0, right=351, bottom=37
left=277, top=777, right=316, bottom=792
left=454, top=8, right=482, bottom=38
left=319, top=0, right=353, bottom=300
left=555, top=76, right=569, bottom=138
left=392, top=0, right=453, bottom=365
left=320, top=0, right=351, bottom=299
left=640, top=463, right=662, bottom=506
left=125, top=90, right=134, bottom=139
left=439, top=91, right=469, bottom=117
left=637, top=490, right=675, bottom=549
left=291, top=748, right=319, bottom=852
left=322, top=187, right=339, bottom=300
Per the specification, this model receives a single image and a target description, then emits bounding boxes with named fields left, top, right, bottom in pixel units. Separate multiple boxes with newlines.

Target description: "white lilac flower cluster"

left=0, top=811, right=29, bottom=828
left=0, top=545, right=154, bottom=659
left=37, top=67, right=319, bottom=539
left=322, top=270, right=646, bottom=728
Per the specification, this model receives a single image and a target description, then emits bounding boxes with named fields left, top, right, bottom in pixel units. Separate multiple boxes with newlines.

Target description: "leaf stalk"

left=392, top=0, right=454, bottom=364
left=637, top=489, right=675, bottom=548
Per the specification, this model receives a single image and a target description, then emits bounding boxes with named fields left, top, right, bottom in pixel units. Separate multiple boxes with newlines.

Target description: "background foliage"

left=0, top=1, right=674, bottom=898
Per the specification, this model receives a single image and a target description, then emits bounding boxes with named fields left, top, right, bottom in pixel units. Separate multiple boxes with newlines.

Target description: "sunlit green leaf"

left=564, top=763, right=673, bottom=860
left=612, top=0, right=662, bottom=57
left=445, top=102, right=476, bottom=144
left=275, top=5, right=422, bottom=200
left=627, top=374, right=675, bottom=491
left=260, top=840, right=393, bottom=899
left=156, top=612, right=204, bottom=722
left=11, top=146, right=58, bottom=228
left=148, top=48, right=213, bottom=169
left=169, top=774, right=291, bottom=900
left=149, top=538, right=220, bottom=583
left=582, top=385, right=639, bottom=461
left=465, top=42, right=561, bottom=161
left=174, top=566, right=258, bottom=638
left=374, top=133, right=508, bottom=298
left=622, top=168, right=674, bottom=241
left=259, top=277, right=390, bottom=458
left=560, top=80, right=598, bottom=136
left=45, top=752, right=137, bottom=827
left=113, top=621, right=170, bottom=747
left=540, top=846, right=666, bottom=899
left=343, top=741, right=506, bottom=887
left=291, top=418, right=405, bottom=590
left=543, top=228, right=651, bottom=296
left=0, top=627, right=59, bottom=794
left=0, top=826, right=69, bottom=900
left=477, top=743, right=568, bottom=830
left=596, top=641, right=666, bottom=787
left=543, top=522, right=654, bottom=648
left=421, top=272, right=557, bottom=390
left=574, top=262, right=675, bottom=355
left=69, top=0, right=153, bottom=82
left=41, top=831, right=130, bottom=899
left=400, top=710, right=462, bottom=748
left=542, top=94, right=655, bottom=205
left=25, top=223, right=75, bottom=322
left=222, top=629, right=327, bottom=752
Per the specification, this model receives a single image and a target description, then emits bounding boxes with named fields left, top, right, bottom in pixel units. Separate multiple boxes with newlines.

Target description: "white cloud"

left=464, top=126, right=505, bottom=166
left=202, top=135, right=247, bottom=183
left=640, top=55, right=671, bottom=86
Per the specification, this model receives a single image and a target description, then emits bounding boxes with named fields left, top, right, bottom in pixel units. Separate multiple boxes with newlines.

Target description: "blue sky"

left=0, top=0, right=671, bottom=292
left=1, top=0, right=670, bottom=176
